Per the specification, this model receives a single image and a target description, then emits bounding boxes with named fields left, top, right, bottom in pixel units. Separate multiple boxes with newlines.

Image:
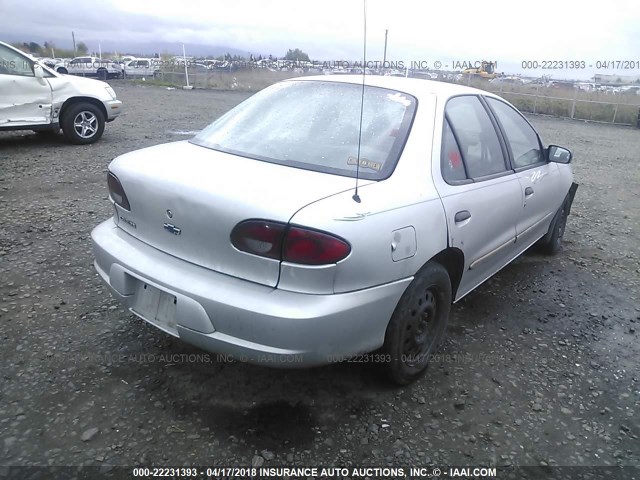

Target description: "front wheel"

left=538, top=201, right=568, bottom=255
left=383, top=262, right=452, bottom=385
left=61, top=103, right=105, bottom=144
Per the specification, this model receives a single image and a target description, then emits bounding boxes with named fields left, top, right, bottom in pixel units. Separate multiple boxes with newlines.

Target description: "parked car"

left=619, top=85, right=640, bottom=95
left=55, top=56, right=122, bottom=79
left=92, top=76, right=577, bottom=384
left=489, top=76, right=524, bottom=85
left=190, top=63, right=211, bottom=71
left=37, top=57, right=63, bottom=69
left=0, top=41, right=123, bottom=144
left=119, top=56, right=137, bottom=65
left=123, top=58, right=160, bottom=78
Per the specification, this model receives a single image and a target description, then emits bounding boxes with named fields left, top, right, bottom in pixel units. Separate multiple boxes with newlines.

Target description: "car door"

left=484, top=97, right=565, bottom=247
left=139, top=60, right=152, bottom=76
left=137, top=60, right=154, bottom=77
left=69, top=57, right=90, bottom=76
left=0, top=44, right=53, bottom=127
left=433, top=95, right=523, bottom=300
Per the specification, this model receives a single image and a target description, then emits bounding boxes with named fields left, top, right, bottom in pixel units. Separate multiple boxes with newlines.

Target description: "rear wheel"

left=383, top=262, right=452, bottom=385
left=61, top=103, right=105, bottom=144
left=57, top=67, right=68, bottom=75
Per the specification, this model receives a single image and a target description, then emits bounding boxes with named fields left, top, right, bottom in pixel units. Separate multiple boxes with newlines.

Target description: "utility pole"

left=72, top=31, right=76, bottom=55
left=383, top=29, right=388, bottom=68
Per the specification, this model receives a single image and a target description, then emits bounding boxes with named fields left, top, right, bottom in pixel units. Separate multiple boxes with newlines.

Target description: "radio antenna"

left=352, top=0, right=367, bottom=203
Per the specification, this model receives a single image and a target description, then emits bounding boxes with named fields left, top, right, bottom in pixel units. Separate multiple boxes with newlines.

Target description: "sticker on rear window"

left=387, top=92, right=411, bottom=107
left=347, top=156, right=383, bottom=171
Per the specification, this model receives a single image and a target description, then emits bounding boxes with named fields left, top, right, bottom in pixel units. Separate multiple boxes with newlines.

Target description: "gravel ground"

left=0, top=82, right=638, bottom=471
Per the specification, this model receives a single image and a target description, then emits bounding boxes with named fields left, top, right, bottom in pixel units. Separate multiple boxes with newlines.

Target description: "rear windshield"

left=191, top=80, right=417, bottom=180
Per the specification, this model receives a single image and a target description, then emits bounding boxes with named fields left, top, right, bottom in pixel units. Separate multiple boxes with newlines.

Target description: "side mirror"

left=33, top=63, right=44, bottom=78
left=547, top=145, right=572, bottom=164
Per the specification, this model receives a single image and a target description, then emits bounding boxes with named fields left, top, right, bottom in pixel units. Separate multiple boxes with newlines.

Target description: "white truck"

left=123, top=58, right=161, bottom=78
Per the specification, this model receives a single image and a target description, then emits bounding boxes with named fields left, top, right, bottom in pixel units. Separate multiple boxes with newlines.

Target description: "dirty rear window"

left=191, top=80, right=417, bottom=180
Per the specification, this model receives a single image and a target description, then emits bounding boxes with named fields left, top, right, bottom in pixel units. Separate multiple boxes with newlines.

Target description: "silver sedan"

left=92, top=75, right=577, bottom=384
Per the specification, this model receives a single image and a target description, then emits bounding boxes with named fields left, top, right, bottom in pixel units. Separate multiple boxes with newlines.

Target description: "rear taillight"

left=230, top=220, right=351, bottom=265
left=107, top=172, right=131, bottom=210
left=284, top=226, right=351, bottom=265
left=230, top=220, right=285, bottom=260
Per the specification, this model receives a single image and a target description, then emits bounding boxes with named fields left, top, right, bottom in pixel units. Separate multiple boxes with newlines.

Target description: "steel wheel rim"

left=73, top=111, right=98, bottom=139
left=402, top=288, right=439, bottom=366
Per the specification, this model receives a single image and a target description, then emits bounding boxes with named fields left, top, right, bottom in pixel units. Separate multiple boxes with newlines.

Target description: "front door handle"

left=525, top=186, right=534, bottom=197
left=454, top=210, right=471, bottom=223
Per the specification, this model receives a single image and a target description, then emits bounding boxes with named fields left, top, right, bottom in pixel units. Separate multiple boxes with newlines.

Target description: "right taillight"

left=107, top=172, right=131, bottom=210
left=230, top=220, right=351, bottom=265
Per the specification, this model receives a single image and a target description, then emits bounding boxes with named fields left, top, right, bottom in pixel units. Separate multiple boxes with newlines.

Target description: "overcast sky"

left=3, top=0, right=640, bottom=78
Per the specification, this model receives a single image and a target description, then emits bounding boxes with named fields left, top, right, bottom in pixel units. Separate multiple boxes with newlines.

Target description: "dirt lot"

left=1, top=82, right=638, bottom=473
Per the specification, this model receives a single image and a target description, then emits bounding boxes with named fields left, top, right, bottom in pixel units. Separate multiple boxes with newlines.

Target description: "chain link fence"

left=136, top=68, right=640, bottom=127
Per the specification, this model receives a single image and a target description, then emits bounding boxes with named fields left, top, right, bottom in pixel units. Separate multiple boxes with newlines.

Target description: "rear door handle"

left=454, top=210, right=471, bottom=223
left=525, top=186, right=534, bottom=197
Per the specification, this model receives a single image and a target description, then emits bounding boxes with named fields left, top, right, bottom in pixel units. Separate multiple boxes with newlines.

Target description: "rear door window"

left=445, top=96, right=507, bottom=179
left=441, top=120, right=467, bottom=182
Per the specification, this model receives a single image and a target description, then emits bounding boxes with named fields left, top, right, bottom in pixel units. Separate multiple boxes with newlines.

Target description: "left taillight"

left=107, top=172, right=131, bottom=211
left=230, top=220, right=285, bottom=260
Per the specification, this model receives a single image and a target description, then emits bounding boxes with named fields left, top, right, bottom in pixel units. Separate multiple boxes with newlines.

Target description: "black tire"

left=97, top=68, right=108, bottom=80
left=538, top=201, right=568, bottom=255
left=61, top=102, right=105, bottom=145
left=57, top=67, right=68, bottom=75
left=383, top=262, right=452, bottom=385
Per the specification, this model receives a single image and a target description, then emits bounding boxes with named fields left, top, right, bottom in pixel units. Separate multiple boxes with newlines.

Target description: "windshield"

left=191, top=80, right=417, bottom=180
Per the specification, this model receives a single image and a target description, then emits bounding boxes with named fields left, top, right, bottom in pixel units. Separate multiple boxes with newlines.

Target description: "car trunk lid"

left=109, top=141, right=362, bottom=287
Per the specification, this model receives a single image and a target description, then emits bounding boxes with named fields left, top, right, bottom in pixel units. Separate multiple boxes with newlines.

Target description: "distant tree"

left=27, top=42, right=42, bottom=53
left=284, top=48, right=309, bottom=62
left=76, top=42, right=88, bottom=54
left=11, top=42, right=27, bottom=53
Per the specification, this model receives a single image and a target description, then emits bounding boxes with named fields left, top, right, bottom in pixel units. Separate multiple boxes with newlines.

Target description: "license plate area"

left=131, top=281, right=178, bottom=337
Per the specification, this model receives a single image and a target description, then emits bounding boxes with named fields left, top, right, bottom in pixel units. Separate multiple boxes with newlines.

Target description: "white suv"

left=0, top=41, right=123, bottom=144
left=55, top=56, right=122, bottom=79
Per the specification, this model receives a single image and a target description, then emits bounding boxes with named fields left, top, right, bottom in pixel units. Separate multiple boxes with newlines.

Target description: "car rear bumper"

left=91, top=220, right=411, bottom=367
left=104, top=100, right=122, bottom=121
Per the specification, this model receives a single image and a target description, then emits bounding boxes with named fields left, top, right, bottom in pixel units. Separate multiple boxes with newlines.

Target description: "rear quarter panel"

left=286, top=94, right=448, bottom=294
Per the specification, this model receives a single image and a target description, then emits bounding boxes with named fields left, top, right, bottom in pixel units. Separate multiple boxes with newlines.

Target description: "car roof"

left=286, top=74, right=501, bottom=102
